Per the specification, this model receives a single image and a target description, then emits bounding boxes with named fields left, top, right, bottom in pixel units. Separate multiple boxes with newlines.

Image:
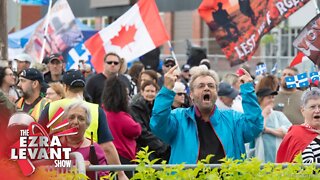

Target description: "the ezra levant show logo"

left=8, top=108, right=77, bottom=176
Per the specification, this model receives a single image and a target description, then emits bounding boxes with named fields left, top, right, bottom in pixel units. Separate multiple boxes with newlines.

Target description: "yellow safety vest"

left=16, top=97, right=48, bottom=121
left=48, top=98, right=99, bottom=142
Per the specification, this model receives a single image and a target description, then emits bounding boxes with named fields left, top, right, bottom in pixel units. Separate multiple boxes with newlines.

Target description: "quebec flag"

left=285, top=72, right=309, bottom=88
left=310, top=72, right=320, bottom=83
left=66, top=42, right=92, bottom=70
left=255, top=63, right=267, bottom=76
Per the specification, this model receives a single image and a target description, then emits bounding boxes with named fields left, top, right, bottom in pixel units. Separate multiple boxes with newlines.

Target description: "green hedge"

left=116, top=147, right=320, bottom=180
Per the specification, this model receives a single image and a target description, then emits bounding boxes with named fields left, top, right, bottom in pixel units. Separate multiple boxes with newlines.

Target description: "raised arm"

left=238, top=68, right=264, bottom=143
left=150, top=65, right=179, bottom=144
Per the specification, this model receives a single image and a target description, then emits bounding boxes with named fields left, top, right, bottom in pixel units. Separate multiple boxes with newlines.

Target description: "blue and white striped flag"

left=13, top=0, right=49, bottom=5
left=285, top=72, right=309, bottom=88
left=310, top=72, right=320, bottom=83
left=255, top=63, right=267, bottom=76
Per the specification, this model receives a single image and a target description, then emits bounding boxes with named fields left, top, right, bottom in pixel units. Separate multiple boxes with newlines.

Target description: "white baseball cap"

left=14, top=53, right=33, bottom=63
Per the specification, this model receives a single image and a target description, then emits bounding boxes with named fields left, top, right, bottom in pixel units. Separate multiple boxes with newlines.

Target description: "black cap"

left=181, top=64, right=191, bottom=72
left=163, top=57, right=176, bottom=65
left=20, top=68, right=48, bottom=88
left=256, top=88, right=278, bottom=97
left=200, top=59, right=211, bottom=69
left=42, top=56, right=50, bottom=65
left=218, top=82, right=239, bottom=99
left=62, top=69, right=85, bottom=88
left=48, top=53, right=64, bottom=63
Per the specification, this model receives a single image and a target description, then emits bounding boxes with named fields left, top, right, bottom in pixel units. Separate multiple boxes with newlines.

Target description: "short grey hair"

left=222, top=73, right=239, bottom=86
left=301, top=88, right=320, bottom=107
left=64, top=101, right=91, bottom=126
left=189, top=69, right=219, bottom=92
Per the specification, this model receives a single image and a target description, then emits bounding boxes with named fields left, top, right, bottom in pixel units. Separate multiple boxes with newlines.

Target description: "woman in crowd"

left=171, top=81, right=190, bottom=109
left=127, top=61, right=145, bottom=96
left=102, top=75, right=141, bottom=178
left=252, top=88, right=292, bottom=162
left=0, top=67, right=19, bottom=103
left=277, top=88, right=320, bottom=163
left=45, top=82, right=65, bottom=102
left=129, top=80, right=170, bottom=162
left=255, top=75, right=279, bottom=92
left=60, top=101, right=108, bottom=179
left=130, top=69, right=159, bottom=103
left=137, top=70, right=158, bottom=92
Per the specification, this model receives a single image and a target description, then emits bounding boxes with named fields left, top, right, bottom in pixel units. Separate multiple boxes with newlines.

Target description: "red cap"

left=236, top=68, right=245, bottom=76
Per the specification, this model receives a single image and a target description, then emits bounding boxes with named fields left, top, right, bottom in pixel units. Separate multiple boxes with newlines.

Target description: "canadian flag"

left=81, top=0, right=169, bottom=73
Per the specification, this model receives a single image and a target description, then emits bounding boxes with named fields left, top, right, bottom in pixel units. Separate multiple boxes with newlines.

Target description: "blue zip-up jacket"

left=150, top=82, right=263, bottom=164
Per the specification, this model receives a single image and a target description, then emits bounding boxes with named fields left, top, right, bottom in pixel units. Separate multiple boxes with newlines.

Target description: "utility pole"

left=0, top=0, right=8, bottom=66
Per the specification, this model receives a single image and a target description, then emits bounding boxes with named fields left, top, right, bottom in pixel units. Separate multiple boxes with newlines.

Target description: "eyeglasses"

left=305, top=104, right=320, bottom=111
left=193, top=83, right=216, bottom=89
left=105, top=61, right=120, bottom=65
left=165, top=63, right=175, bottom=68
left=177, top=92, right=185, bottom=96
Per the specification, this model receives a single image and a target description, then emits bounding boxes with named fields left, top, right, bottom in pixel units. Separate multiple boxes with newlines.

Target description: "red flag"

left=84, top=0, right=169, bottom=73
left=53, top=127, right=78, bottom=137
left=46, top=107, right=64, bottom=128
left=290, top=52, right=304, bottom=67
left=52, top=118, right=69, bottom=131
left=198, top=0, right=310, bottom=66
left=293, top=14, right=320, bottom=65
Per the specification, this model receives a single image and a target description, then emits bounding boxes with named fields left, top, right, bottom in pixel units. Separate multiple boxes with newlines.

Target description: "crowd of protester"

left=2, top=51, right=320, bottom=179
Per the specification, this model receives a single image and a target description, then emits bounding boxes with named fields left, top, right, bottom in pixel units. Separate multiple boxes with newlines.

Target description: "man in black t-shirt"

left=86, top=52, right=130, bottom=104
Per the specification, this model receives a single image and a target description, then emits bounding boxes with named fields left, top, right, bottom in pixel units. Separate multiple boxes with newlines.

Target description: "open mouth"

left=203, top=94, right=211, bottom=102
left=314, top=115, right=320, bottom=119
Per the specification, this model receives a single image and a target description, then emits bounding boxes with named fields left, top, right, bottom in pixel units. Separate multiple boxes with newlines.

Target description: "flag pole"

left=167, top=41, right=181, bottom=72
left=39, top=0, right=53, bottom=63
left=313, top=0, right=320, bottom=14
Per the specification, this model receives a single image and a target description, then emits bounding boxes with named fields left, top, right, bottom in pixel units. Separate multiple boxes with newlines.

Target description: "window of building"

left=79, top=17, right=96, bottom=29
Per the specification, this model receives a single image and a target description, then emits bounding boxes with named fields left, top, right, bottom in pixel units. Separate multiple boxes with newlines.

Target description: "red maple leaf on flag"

left=111, top=25, right=137, bottom=49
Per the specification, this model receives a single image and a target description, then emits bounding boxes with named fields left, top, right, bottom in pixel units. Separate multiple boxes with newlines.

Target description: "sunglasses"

left=165, top=63, right=175, bottom=68
left=177, top=92, right=185, bottom=96
left=105, top=61, right=120, bottom=65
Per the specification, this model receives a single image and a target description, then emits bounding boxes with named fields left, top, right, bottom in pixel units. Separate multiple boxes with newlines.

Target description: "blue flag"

left=285, top=72, right=309, bottom=88
left=66, top=42, right=92, bottom=70
left=255, top=63, right=267, bottom=76
left=310, top=72, right=320, bottom=83
left=13, top=0, right=49, bottom=5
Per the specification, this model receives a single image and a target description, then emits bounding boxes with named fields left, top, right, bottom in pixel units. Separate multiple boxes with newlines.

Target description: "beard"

left=281, top=82, right=295, bottom=91
left=193, top=96, right=216, bottom=114
left=22, top=89, right=32, bottom=100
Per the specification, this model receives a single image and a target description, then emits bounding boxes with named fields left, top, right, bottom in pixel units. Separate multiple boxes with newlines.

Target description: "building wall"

left=21, top=6, right=41, bottom=29
left=173, top=11, right=193, bottom=54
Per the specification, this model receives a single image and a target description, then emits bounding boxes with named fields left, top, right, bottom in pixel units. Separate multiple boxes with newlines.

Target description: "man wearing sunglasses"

left=86, top=52, right=131, bottom=104
left=158, top=57, right=176, bottom=87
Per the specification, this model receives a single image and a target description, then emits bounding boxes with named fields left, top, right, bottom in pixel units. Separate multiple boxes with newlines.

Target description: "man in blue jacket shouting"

left=150, top=65, right=263, bottom=164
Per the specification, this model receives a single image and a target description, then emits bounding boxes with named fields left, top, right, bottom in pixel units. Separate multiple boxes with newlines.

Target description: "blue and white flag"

left=13, top=0, right=49, bottom=5
left=310, top=72, right=320, bottom=83
left=255, top=63, right=267, bottom=76
left=285, top=72, right=309, bottom=88
left=271, top=63, right=277, bottom=75
left=66, top=42, right=92, bottom=70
